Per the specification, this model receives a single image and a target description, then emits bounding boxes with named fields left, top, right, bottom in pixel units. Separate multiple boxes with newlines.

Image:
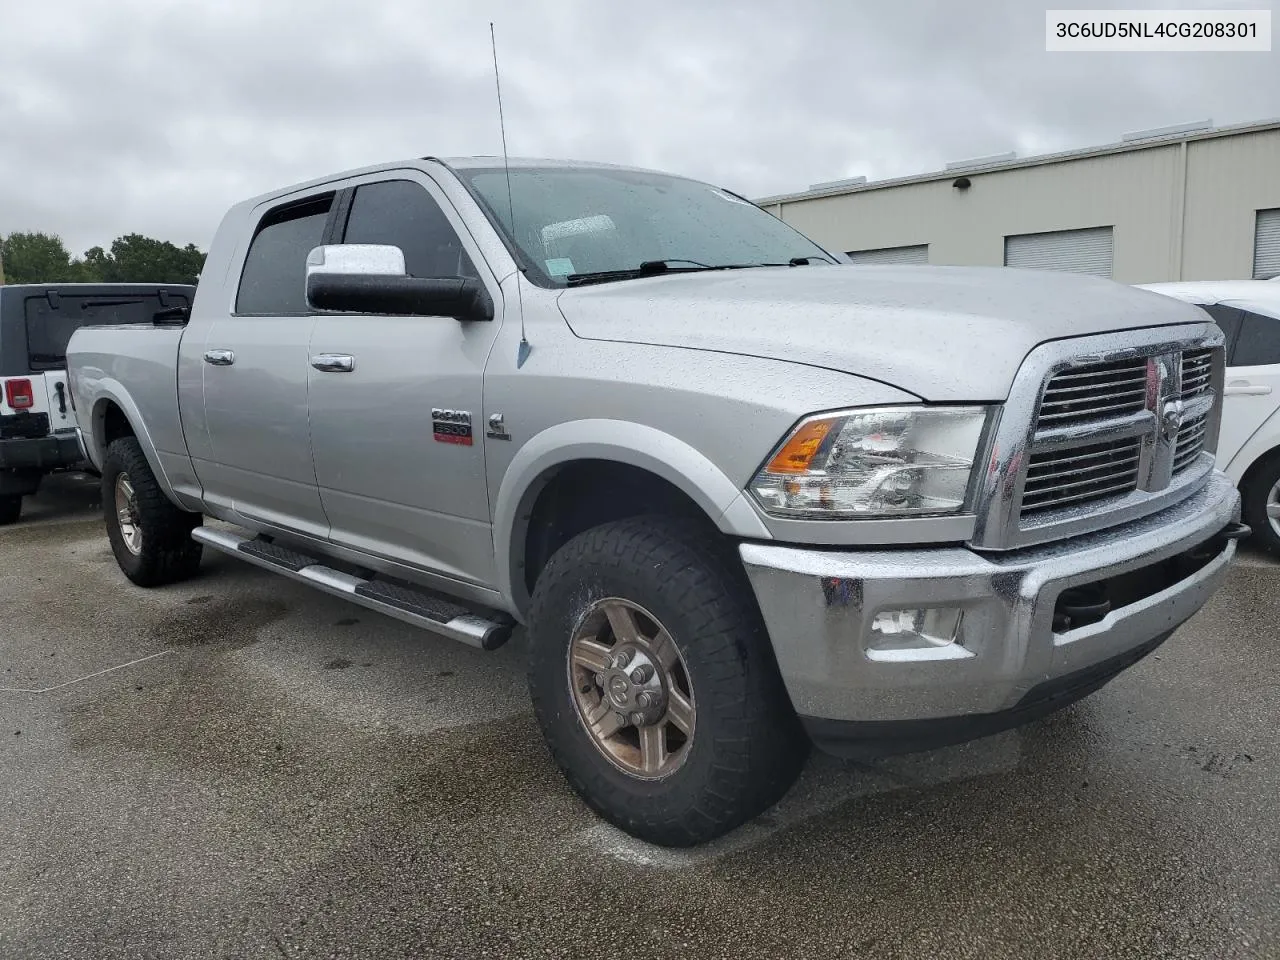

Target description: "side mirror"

left=304, top=244, right=493, bottom=321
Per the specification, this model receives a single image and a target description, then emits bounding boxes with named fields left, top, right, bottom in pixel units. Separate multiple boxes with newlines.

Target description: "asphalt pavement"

left=2, top=472, right=1278, bottom=959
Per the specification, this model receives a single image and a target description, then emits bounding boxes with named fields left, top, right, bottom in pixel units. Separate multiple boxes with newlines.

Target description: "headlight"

left=749, top=406, right=989, bottom=519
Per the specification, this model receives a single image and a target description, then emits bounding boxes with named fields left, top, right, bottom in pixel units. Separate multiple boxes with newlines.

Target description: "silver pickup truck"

left=67, top=157, right=1245, bottom=846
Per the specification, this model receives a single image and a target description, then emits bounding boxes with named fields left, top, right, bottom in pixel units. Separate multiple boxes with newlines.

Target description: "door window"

left=341, top=180, right=477, bottom=279
left=1199, top=304, right=1243, bottom=362
left=236, top=195, right=333, bottom=315
left=1232, top=310, right=1280, bottom=367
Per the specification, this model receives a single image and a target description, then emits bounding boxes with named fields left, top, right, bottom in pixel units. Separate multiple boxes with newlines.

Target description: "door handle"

left=1224, top=380, right=1272, bottom=396
left=311, top=354, right=355, bottom=373
left=203, top=349, right=235, bottom=366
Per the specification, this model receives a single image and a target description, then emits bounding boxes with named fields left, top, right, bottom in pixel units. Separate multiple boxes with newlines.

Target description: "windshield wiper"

left=565, top=259, right=718, bottom=286
left=564, top=256, right=832, bottom=287
left=79, top=298, right=146, bottom=309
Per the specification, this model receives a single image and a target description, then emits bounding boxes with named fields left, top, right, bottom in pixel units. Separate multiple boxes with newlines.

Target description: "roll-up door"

left=1254, top=208, right=1280, bottom=279
left=1004, top=226, right=1113, bottom=278
left=846, top=244, right=929, bottom=266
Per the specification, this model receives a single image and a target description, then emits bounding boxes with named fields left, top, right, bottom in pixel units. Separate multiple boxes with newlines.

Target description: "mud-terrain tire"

left=0, top=495, right=21, bottom=526
left=1242, top=451, right=1280, bottom=557
left=528, top=515, right=807, bottom=847
left=102, top=437, right=203, bottom=586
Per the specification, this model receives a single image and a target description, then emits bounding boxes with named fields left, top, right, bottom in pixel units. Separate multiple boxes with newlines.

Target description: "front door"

left=197, top=193, right=335, bottom=538
left=307, top=175, right=503, bottom=586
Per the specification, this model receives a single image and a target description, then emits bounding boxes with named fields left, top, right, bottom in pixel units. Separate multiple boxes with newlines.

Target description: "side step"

left=191, top=527, right=514, bottom=650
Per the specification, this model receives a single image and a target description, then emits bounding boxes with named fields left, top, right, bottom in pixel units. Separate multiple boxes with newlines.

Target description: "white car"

left=1140, top=280, right=1280, bottom=553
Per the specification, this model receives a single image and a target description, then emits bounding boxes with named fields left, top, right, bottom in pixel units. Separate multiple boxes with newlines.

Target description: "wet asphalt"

left=2, top=473, right=1278, bottom=959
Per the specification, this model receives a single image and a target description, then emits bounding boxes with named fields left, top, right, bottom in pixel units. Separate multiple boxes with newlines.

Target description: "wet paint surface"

left=2, top=474, right=1278, bottom=959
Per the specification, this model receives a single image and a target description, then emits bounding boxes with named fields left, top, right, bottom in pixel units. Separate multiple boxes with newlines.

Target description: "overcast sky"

left=2, top=0, right=1277, bottom=254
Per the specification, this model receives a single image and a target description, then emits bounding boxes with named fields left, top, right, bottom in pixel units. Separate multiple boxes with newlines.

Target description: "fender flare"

left=492, top=419, right=772, bottom=615
left=86, top=381, right=183, bottom=505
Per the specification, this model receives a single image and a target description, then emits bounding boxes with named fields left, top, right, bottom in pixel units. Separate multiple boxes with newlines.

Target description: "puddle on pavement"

left=147, top=594, right=290, bottom=649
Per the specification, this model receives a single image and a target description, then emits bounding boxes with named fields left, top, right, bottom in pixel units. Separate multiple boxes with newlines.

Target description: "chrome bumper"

left=740, top=471, right=1240, bottom=726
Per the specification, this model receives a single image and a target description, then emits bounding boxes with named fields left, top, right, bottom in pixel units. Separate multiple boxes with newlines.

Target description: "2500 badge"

left=431, top=408, right=473, bottom=446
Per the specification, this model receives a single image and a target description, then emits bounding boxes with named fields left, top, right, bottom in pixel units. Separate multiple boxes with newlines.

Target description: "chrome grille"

left=1017, top=343, right=1220, bottom=523
left=1036, top=357, right=1148, bottom=428
left=1181, top=348, right=1213, bottom=402
left=1021, top=437, right=1143, bottom=514
left=973, top=328, right=1223, bottom=551
left=1173, top=414, right=1209, bottom=473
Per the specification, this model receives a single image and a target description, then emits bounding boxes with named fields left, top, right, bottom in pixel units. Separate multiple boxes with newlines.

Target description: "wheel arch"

left=493, top=420, right=772, bottom=619
left=1223, top=407, right=1280, bottom=486
left=87, top=387, right=181, bottom=505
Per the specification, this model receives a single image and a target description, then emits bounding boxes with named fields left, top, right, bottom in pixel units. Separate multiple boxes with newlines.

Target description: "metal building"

left=757, top=119, right=1280, bottom=284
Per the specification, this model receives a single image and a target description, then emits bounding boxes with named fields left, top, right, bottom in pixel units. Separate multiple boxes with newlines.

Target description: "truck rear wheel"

left=102, top=437, right=203, bottom=586
left=527, top=516, right=807, bottom=846
left=0, top=495, right=21, bottom=526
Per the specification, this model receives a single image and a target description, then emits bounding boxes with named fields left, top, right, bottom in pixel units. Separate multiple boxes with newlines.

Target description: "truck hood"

left=556, top=265, right=1210, bottom=401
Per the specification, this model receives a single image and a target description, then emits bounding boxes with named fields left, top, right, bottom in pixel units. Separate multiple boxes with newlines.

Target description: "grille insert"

left=1022, top=437, right=1143, bottom=514
left=1181, top=348, right=1213, bottom=402
left=1173, top=414, right=1209, bottom=473
left=1037, top=358, right=1148, bottom=427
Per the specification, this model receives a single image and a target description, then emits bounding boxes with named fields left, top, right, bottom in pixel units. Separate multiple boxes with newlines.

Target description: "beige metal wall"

left=773, top=127, right=1280, bottom=284
left=1182, top=128, right=1280, bottom=280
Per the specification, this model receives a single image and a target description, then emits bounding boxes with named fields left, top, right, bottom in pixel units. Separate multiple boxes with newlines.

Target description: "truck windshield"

left=457, top=166, right=834, bottom=287
left=23, top=292, right=191, bottom=370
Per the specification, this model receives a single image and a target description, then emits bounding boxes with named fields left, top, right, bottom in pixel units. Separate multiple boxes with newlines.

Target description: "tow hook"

left=1185, top=521, right=1251, bottom=563
left=1052, top=521, right=1250, bottom=634
left=1053, top=583, right=1111, bottom=632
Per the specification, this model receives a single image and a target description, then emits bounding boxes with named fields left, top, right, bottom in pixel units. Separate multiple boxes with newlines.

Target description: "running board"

left=191, top=527, right=514, bottom=650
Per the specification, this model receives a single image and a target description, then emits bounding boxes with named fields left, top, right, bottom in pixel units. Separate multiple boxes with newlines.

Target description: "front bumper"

left=0, top=432, right=83, bottom=470
left=740, top=471, right=1241, bottom=751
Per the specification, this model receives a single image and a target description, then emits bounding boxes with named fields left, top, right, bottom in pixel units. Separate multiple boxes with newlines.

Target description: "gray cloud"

left=1, top=0, right=1276, bottom=254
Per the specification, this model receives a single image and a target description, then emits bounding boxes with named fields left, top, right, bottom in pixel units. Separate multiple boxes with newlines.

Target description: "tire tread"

left=102, top=437, right=202, bottom=586
left=528, top=515, right=806, bottom=846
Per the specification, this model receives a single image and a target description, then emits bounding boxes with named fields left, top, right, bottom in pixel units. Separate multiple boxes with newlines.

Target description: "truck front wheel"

left=527, top=516, right=807, bottom=846
left=102, top=437, right=203, bottom=586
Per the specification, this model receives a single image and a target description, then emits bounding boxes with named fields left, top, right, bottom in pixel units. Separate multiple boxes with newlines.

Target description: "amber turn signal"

left=765, top=418, right=835, bottom=474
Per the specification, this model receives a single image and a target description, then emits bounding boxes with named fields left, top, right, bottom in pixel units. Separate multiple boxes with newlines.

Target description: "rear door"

left=1218, top=305, right=1280, bottom=470
left=196, top=193, right=336, bottom=537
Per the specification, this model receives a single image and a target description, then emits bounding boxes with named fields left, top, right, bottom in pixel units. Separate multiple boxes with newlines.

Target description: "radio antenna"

left=490, top=22, right=530, bottom=368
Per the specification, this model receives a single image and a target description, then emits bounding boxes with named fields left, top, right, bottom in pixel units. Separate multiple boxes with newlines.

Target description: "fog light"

left=867, top=607, right=971, bottom=661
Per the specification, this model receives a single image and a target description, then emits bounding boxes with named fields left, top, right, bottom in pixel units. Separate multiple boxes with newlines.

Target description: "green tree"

left=96, top=234, right=205, bottom=284
left=1, top=231, right=206, bottom=285
left=0, top=232, right=80, bottom=283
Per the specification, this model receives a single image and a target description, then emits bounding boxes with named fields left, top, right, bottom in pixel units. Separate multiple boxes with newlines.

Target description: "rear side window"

left=1232, top=310, right=1280, bottom=367
left=341, top=180, right=477, bottom=279
left=1199, top=304, right=1243, bottom=361
left=236, top=196, right=333, bottom=315
left=23, top=292, right=191, bottom=370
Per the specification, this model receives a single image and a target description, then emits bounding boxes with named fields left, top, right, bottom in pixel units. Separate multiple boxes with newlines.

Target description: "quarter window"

left=236, top=196, right=333, bottom=315
left=1232, top=310, right=1280, bottom=367
left=1199, top=304, right=1243, bottom=361
left=341, top=180, right=477, bottom=279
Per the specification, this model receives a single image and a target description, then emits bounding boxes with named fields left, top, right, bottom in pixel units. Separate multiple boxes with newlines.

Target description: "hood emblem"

left=1161, top=398, right=1184, bottom=442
